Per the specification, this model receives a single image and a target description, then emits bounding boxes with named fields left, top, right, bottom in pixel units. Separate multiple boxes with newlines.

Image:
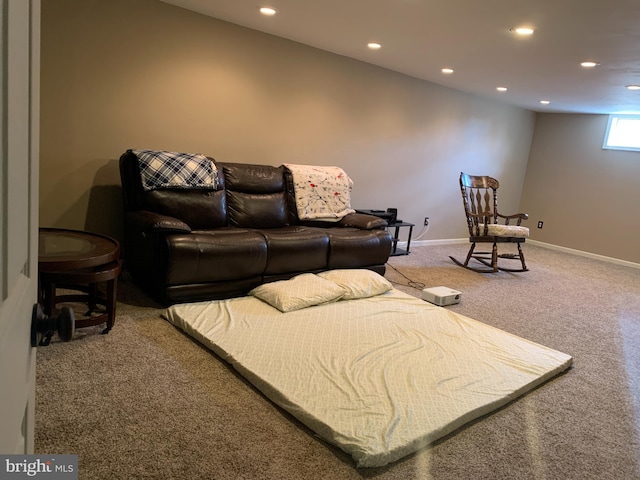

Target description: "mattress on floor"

left=164, top=288, right=572, bottom=468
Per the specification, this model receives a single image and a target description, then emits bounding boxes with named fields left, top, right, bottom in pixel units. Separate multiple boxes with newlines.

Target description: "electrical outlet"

left=537, top=221, right=544, bottom=228
left=424, top=217, right=430, bottom=226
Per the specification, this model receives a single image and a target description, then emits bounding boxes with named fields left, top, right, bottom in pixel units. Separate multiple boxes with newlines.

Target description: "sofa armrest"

left=338, top=213, right=388, bottom=230
left=125, top=210, right=192, bottom=234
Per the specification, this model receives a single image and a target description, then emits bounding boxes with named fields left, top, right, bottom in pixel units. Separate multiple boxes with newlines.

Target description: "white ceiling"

left=160, top=0, right=640, bottom=114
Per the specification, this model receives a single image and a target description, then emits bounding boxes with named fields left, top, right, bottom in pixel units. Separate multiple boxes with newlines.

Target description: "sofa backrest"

left=220, top=162, right=291, bottom=229
left=120, top=151, right=312, bottom=229
left=119, top=150, right=228, bottom=230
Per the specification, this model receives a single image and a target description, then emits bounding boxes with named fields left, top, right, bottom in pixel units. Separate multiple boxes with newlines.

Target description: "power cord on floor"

left=412, top=223, right=430, bottom=241
left=386, top=263, right=425, bottom=291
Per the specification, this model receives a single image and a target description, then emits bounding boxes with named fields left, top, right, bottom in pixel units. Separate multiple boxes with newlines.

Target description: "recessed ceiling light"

left=367, top=42, right=382, bottom=50
left=511, top=27, right=534, bottom=35
left=259, top=7, right=277, bottom=16
left=626, top=85, right=640, bottom=90
left=441, top=68, right=454, bottom=74
left=540, top=100, right=551, bottom=105
left=580, top=61, right=599, bottom=68
left=496, top=87, right=508, bottom=92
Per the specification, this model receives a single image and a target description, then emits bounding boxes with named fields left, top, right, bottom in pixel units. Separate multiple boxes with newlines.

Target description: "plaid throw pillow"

left=131, top=149, right=219, bottom=191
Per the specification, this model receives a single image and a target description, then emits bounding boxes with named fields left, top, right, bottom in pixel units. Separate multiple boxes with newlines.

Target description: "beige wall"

left=520, top=113, right=640, bottom=263
left=40, top=0, right=535, bottom=243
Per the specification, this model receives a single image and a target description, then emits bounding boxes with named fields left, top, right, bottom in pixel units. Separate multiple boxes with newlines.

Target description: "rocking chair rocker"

left=450, top=172, right=529, bottom=273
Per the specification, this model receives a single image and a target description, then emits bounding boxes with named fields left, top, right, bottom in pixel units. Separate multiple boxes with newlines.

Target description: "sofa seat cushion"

left=325, top=229, right=393, bottom=269
left=165, top=229, right=267, bottom=285
left=258, top=226, right=329, bottom=275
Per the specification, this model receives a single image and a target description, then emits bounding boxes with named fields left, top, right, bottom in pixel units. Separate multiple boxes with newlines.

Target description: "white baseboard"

left=408, top=238, right=468, bottom=247
left=527, top=240, right=640, bottom=269
left=398, top=238, right=640, bottom=269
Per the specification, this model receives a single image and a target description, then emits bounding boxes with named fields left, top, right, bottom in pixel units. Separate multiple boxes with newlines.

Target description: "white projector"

left=421, top=286, right=461, bottom=306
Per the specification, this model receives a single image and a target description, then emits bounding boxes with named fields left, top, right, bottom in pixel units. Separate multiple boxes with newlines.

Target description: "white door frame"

left=0, top=0, right=41, bottom=454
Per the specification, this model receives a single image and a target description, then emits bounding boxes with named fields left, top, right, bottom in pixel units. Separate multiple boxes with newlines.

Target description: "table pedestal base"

left=39, top=261, right=122, bottom=334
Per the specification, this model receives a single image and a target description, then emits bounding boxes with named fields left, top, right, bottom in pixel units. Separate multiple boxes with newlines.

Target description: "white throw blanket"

left=284, top=164, right=356, bottom=221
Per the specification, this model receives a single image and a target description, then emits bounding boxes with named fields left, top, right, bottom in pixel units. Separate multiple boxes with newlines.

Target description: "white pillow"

left=317, top=269, right=392, bottom=300
left=249, top=273, right=346, bottom=312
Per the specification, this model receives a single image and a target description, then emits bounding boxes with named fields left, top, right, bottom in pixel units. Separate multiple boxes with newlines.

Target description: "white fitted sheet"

left=164, top=289, right=572, bottom=468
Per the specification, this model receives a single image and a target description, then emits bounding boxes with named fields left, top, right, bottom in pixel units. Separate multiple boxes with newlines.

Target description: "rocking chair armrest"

left=497, top=212, right=528, bottom=220
left=497, top=212, right=528, bottom=225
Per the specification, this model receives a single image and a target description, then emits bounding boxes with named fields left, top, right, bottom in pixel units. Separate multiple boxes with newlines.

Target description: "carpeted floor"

left=35, top=243, right=640, bottom=479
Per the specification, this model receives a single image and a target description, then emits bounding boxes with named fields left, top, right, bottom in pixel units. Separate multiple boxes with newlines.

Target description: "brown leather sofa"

left=119, top=151, right=393, bottom=305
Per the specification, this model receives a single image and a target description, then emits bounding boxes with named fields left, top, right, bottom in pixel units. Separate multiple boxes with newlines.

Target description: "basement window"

left=603, top=115, right=640, bottom=152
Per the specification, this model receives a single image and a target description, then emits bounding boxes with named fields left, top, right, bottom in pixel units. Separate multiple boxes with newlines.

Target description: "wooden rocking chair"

left=450, top=172, right=529, bottom=273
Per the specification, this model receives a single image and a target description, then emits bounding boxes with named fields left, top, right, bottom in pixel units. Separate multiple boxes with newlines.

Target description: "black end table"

left=389, top=222, right=415, bottom=256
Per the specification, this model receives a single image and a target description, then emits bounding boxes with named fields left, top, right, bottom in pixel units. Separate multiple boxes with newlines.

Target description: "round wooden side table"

left=38, top=228, right=122, bottom=336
